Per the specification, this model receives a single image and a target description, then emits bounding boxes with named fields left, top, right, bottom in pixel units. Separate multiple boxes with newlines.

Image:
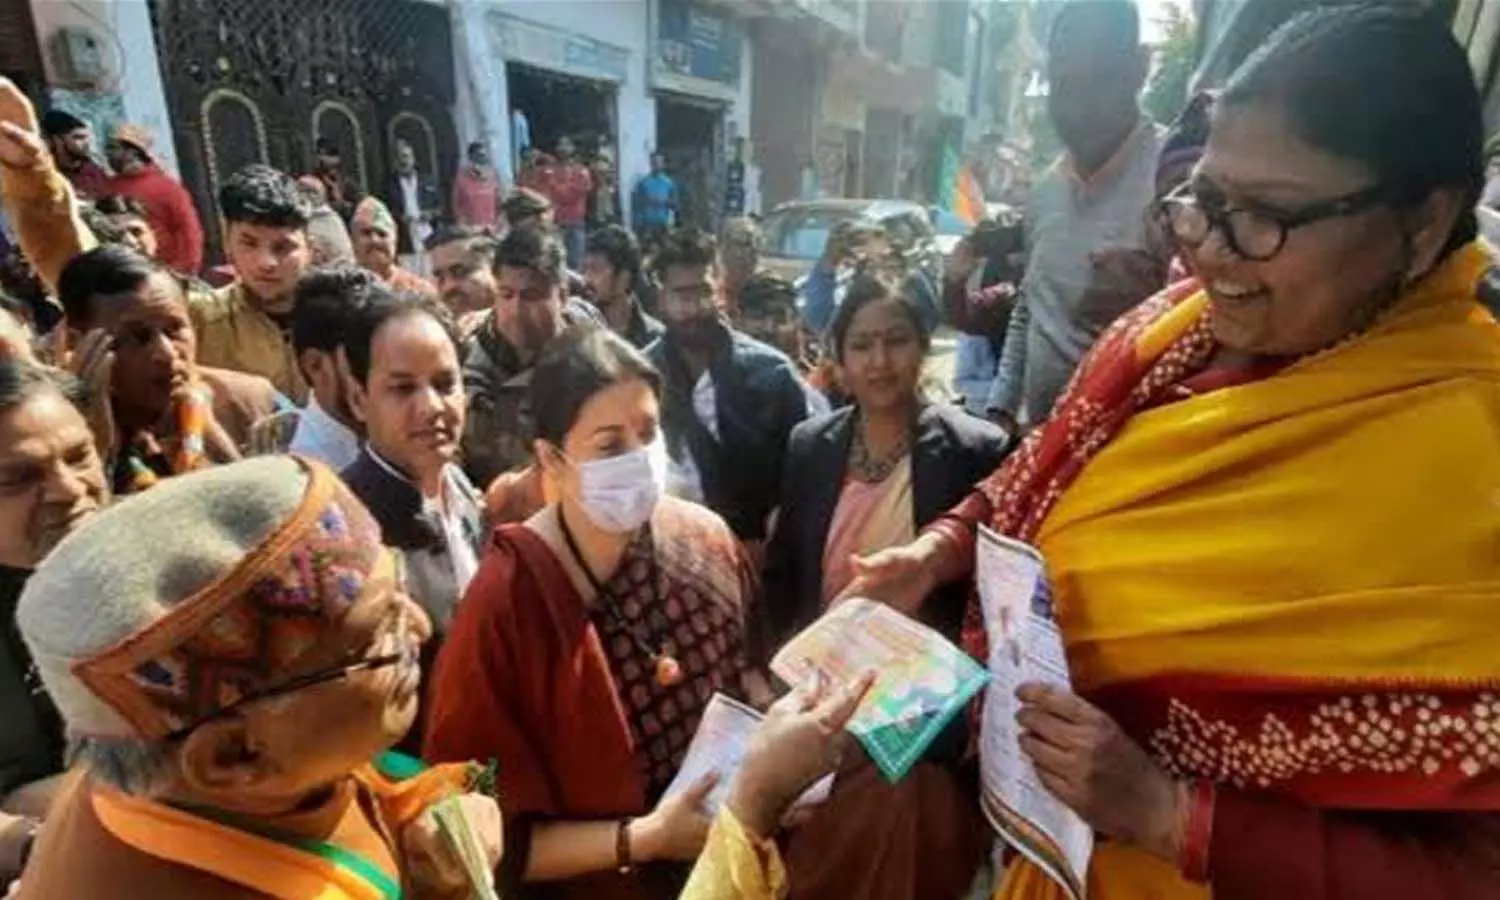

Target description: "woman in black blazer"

left=759, top=273, right=1010, bottom=900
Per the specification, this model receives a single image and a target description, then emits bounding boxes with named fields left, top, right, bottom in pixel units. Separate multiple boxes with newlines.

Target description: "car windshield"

left=760, top=207, right=862, bottom=260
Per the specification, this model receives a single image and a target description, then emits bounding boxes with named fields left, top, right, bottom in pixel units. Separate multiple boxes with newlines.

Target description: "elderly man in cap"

left=13, top=456, right=501, bottom=899
left=105, top=124, right=203, bottom=276
left=351, top=197, right=435, bottom=295
left=39, top=109, right=109, bottom=200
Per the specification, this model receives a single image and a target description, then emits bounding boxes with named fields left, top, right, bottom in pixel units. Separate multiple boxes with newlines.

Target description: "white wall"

left=28, top=0, right=179, bottom=176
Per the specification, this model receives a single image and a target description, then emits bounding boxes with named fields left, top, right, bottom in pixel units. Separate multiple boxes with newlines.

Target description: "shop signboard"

left=653, top=0, right=743, bottom=102
left=488, top=12, right=629, bottom=83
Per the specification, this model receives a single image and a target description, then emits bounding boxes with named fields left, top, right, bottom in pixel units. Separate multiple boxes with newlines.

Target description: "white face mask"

left=574, top=439, right=668, bottom=533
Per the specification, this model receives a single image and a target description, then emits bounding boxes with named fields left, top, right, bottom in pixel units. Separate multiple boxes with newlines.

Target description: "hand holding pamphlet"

left=432, top=794, right=501, bottom=900
left=770, top=599, right=990, bottom=782
left=976, top=526, right=1093, bottom=900
left=663, top=693, right=833, bottom=814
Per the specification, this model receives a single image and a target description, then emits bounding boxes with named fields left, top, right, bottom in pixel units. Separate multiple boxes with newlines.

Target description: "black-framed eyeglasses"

left=164, top=652, right=405, bottom=742
left=164, top=555, right=413, bottom=742
left=1156, top=182, right=1389, bottom=262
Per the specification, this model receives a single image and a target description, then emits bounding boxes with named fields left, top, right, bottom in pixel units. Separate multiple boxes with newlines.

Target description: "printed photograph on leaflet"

left=664, top=693, right=832, bottom=814
left=977, top=526, right=1093, bottom=900
left=770, top=599, right=990, bottom=783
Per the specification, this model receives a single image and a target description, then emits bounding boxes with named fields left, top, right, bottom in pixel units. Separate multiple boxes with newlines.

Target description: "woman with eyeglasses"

left=842, top=8, right=1500, bottom=900
left=423, top=326, right=769, bottom=900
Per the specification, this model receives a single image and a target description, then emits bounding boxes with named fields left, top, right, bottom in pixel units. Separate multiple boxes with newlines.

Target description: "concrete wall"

left=28, top=0, right=178, bottom=176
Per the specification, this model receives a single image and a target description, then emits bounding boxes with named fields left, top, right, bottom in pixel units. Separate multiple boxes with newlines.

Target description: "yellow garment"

left=190, top=282, right=308, bottom=402
left=0, top=155, right=97, bottom=294
left=679, top=808, right=788, bottom=900
left=997, top=244, right=1500, bottom=900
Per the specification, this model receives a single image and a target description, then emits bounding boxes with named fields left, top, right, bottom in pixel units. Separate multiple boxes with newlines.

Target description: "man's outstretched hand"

left=0, top=77, right=46, bottom=170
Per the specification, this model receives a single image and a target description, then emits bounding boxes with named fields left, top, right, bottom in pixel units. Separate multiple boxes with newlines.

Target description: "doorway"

left=506, top=63, right=620, bottom=224
left=505, top=63, right=617, bottom=164
left=656, top=94, right=723, bottom=230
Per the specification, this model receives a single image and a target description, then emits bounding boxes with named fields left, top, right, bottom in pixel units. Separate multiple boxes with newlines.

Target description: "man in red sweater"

left=537, top=136, right=591, bottom=269
left=104, top=123, right=204, bottom=275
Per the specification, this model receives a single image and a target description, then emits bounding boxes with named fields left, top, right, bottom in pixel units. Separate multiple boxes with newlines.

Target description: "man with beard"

left=646, top=228, right=820, bottom=546
left=189, top=164, right=313, bottom=401
left=582, top=224, right=663, bottom=348
left=39, top=110, right=109, bottom=200
left=459, top=226, right=596, bottom=499
left=984, top=0, right=1163, bottom=433
left=259, top=265, right=378, bottom=467
left=311, top=137, right=360, bottom=222
left=351, top=197, right=434, bottom=295
left=0, top=80, right=97, bottom=298
left=104, top=124, right=203, bottom=276
left=0, top=361, right=107, bottom=886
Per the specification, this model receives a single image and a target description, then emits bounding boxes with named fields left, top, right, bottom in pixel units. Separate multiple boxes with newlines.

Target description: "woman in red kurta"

left=424, top=327, right=765, bottom=899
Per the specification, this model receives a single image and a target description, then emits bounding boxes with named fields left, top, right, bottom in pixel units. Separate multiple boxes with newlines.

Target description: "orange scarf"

left=92, top=753, right=478, bottom=900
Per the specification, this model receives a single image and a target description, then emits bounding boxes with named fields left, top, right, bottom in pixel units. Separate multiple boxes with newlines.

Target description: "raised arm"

left=0, top=78, right=96, bottom=294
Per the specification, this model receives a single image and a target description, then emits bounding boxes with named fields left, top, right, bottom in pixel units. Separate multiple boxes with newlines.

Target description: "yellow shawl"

left=998, top=243, right=1500, bottom=900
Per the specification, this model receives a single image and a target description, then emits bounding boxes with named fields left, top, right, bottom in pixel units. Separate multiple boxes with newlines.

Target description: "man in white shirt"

left=284, top=266, right=376, bottom=469
left=385, top=141, right=438, bottom=277
left=644, top=229, right=821, bottom=546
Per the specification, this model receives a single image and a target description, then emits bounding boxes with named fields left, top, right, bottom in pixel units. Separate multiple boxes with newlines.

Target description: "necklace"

left=556, top=507, right=684, bottom=688
left=847, top=413, right=912, bottom=483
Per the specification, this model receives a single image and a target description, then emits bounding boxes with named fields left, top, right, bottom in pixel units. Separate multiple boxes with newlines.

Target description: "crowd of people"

left=0, top=1, right=1496, bottom=898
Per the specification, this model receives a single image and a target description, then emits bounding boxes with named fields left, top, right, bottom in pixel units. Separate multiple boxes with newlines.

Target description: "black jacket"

left=647, top=325, right=814, bottom=541
left=0, top=566, right=64, bottom=803
left=340, top=448, right=485, bottom=634
left=761, top=402, right=1010, bottom=651
left=384, top=173, right=442, bottom=255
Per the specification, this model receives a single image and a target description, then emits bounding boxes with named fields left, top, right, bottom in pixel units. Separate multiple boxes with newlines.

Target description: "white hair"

left=69, top=734, right=175, bottom=795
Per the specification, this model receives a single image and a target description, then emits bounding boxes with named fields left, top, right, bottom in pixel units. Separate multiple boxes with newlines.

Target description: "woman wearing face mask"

left=338, top=289, right=483, bottom=752
left=424, top=325, right=768, bottom=900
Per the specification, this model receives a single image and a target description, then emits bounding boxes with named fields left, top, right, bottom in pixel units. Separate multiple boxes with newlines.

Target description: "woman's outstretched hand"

left=835, top=534, right=946, bottom=617
left=728, top=671, right=876, bottom=838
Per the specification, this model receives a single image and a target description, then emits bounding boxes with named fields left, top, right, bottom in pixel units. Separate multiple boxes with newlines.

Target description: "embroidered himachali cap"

left=17, top=456, right=385, bottom=743
left=353, top=196, right=398, bottom=233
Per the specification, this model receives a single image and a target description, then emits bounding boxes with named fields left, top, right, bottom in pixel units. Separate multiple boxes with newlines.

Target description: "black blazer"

left=384, top=173, right=442, bottom=255
left=648, top=325, right=815, bottom=542
left=760, top=402, right=1010, bottom=653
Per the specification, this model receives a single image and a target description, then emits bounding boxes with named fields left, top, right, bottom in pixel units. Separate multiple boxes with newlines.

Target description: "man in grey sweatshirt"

left=986, top=0, right=1165, bottom=432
